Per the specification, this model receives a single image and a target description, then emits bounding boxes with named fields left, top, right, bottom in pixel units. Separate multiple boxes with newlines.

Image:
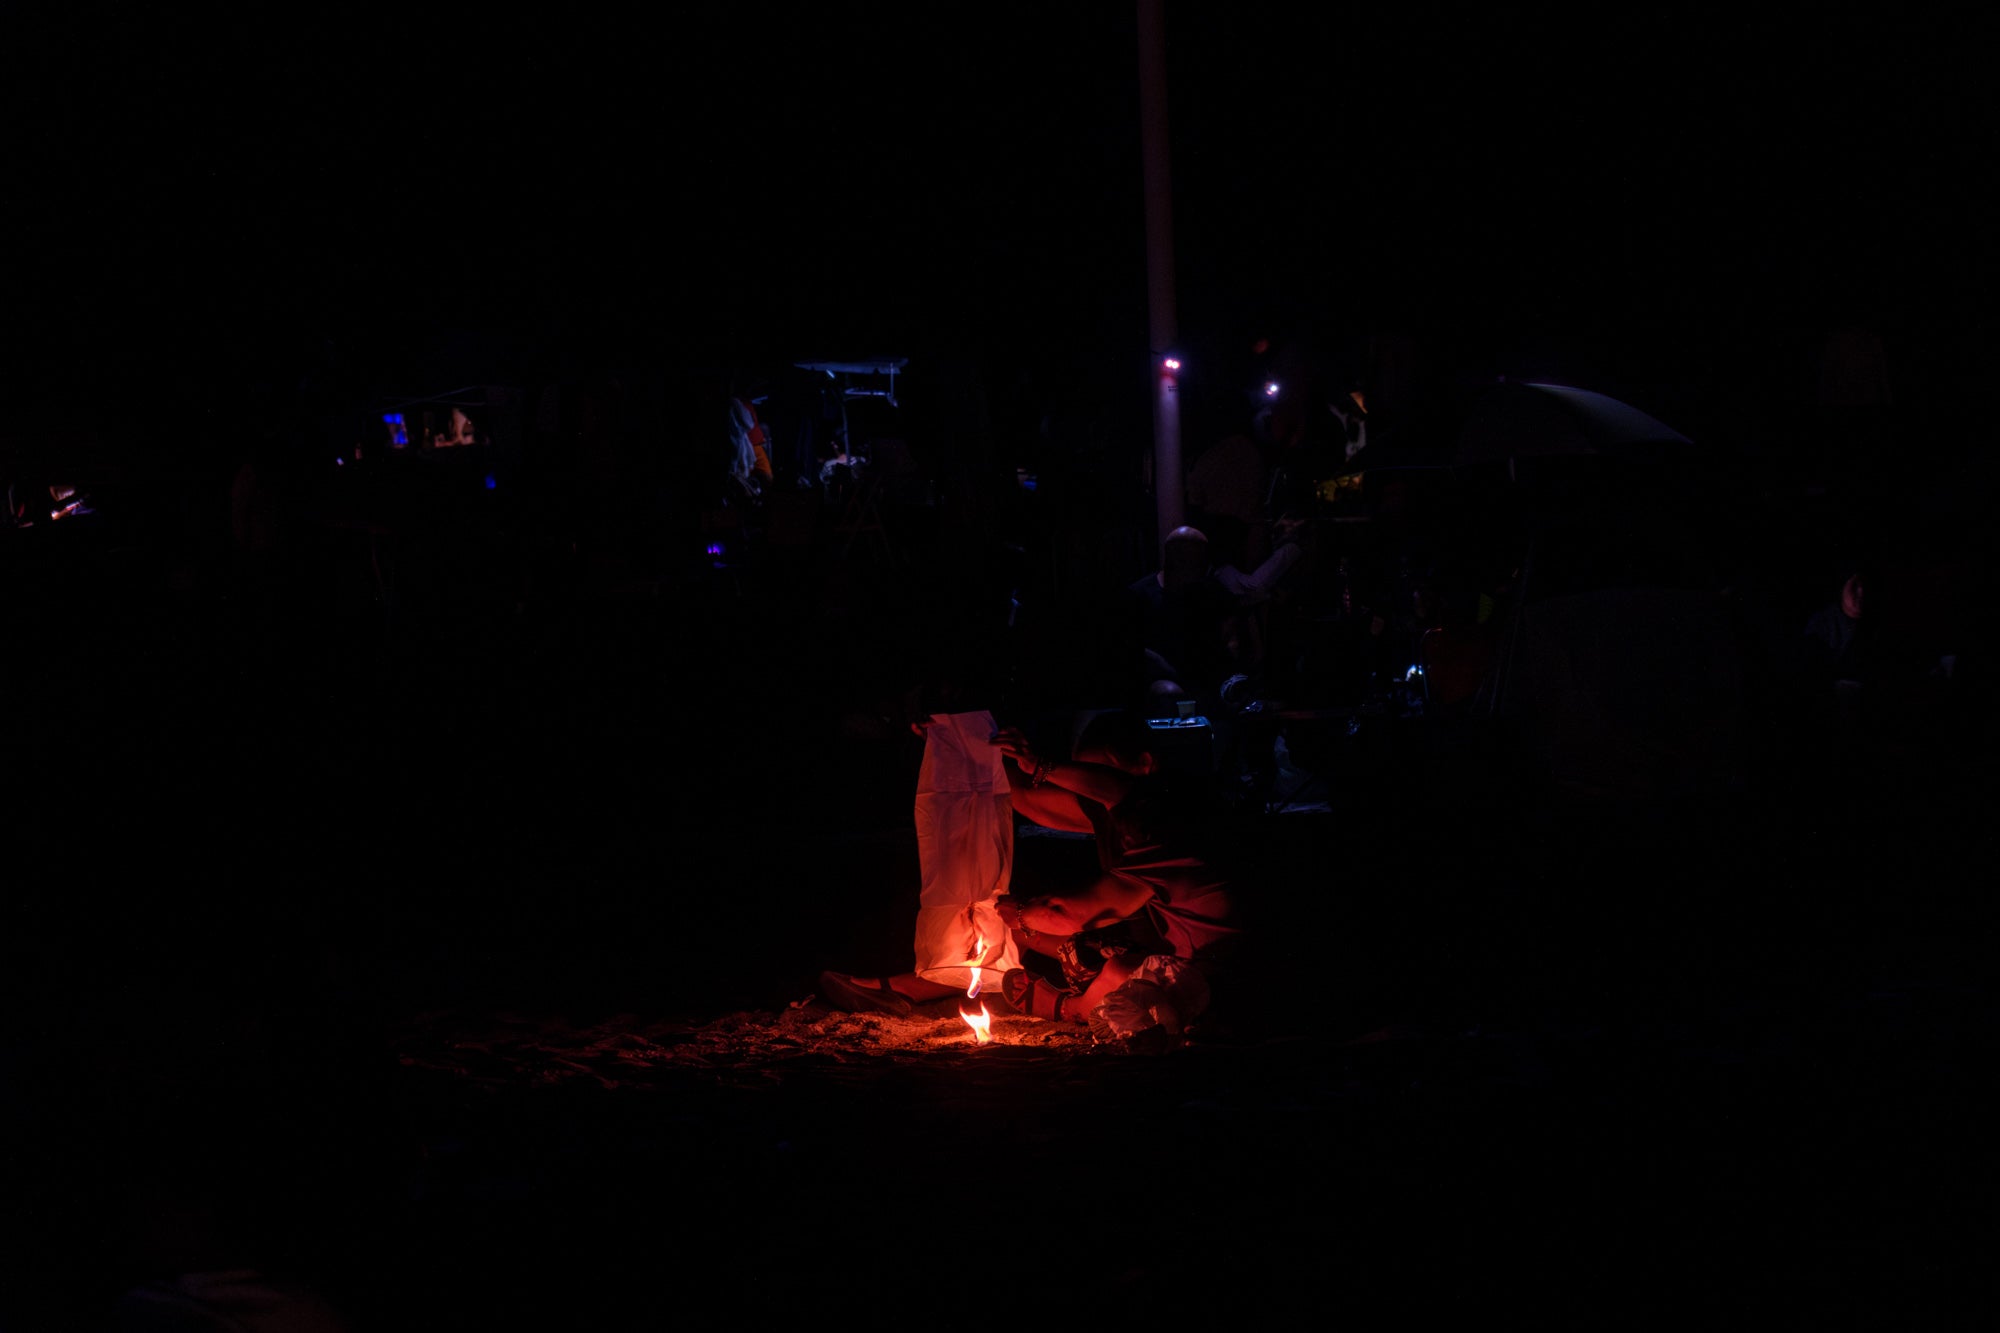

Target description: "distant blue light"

left=484, top=474, right=497, bottom=490
left=706, top=542, right=725, bottom=557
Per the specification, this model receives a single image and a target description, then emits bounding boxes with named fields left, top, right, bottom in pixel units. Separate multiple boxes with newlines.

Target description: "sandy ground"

left=392, top=998, right=1102, bottom=1088
left=16, top=954, right=1993, bottom=1328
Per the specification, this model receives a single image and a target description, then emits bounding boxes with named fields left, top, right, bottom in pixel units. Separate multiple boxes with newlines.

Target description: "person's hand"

left=988, top=725, right=1037, bottom=768
left=996, top=892, right=1064, bottom=932
left=1015, top=895, right=1081, bottom=938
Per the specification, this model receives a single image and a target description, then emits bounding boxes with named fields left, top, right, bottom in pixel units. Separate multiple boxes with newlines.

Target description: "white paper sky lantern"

left=911, top=711, right=1021, bottom=996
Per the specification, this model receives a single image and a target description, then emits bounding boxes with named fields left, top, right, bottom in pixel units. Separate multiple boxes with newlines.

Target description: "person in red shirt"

left=989, top=710, right=1243, bottom=1040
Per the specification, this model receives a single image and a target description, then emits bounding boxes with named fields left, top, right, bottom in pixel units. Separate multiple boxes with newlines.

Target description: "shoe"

left=818, top=971, right=914, bottom=1017
left=1001, top=968, right=1071, bottom=1022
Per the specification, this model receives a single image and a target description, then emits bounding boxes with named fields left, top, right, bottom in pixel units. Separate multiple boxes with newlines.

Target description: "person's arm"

left=1011, top=874, right=1156, bottom=938
left=1000, top=750, right=1097, bottom=832
left=1215, top=534, right=1304, bottom=605
left=912, top=717, right=1096, bottom=832
left=990, top=727, right=1134, bottom=812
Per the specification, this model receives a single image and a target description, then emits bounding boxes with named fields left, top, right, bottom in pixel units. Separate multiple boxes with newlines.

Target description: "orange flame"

left=960, top=930, right=993, bottom=1043
left=960, top=1000, right=993, bottom=1044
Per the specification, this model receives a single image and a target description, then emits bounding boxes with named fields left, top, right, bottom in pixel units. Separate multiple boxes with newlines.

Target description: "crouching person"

left=990, top=711, right=1245, bottom=1045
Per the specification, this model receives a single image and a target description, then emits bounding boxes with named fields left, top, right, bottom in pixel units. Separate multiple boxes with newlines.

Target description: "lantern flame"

left=960, top=1000, right=993, bottom=1044
left=960, top=930, right=993, bottom=1043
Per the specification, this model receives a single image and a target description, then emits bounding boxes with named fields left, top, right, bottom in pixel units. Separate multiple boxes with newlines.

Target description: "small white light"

left=1163, top=357, right=1181, bottom=372
left=1265, top=382, right=1281, bottom=398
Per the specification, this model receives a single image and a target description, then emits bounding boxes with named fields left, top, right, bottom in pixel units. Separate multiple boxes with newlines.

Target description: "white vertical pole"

left=1137, top=0, right=1183, bottom=547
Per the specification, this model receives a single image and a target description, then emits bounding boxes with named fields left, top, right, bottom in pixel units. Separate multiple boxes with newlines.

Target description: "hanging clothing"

left=728, top=397, right=773, bottom=485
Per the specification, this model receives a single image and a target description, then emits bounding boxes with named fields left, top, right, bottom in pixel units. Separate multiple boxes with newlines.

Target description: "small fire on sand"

left=960, top=932, right=993, bottom=1045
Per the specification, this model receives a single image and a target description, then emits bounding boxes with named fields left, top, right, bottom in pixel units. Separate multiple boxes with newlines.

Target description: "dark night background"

left=13, top=7, right=1996, bottom=427
left=6, top=5, right=1998, bottom=1328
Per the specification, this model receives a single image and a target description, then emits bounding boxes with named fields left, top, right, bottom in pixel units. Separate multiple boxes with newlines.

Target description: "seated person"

left=1120, top=522, right=1307, bottom=717
left=1803, top=564, right=1867, bottom=688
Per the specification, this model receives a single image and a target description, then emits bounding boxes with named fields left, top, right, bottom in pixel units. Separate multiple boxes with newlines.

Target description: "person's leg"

left=883, top=973, right=962, bottom=1002
left=821, top=971, right=958, bottom=1001
left=819, top=969, right=962, bottom=1009
left=1062, top=952, right=1137, bottom=1022
left=1004, top=950, right=1137, bottom=1023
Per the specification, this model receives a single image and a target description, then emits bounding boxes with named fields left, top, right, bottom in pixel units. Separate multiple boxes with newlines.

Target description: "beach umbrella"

left=1451, top=380, right=1692, bottom=469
